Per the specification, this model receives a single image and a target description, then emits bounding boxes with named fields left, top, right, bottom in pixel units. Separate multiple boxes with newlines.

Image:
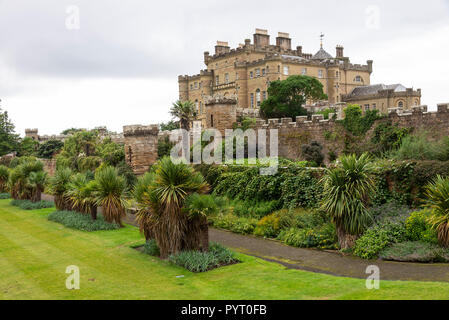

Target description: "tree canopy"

left=0, top=107, right=19, bottom=156
left=260, top=75, right=328, bottom=119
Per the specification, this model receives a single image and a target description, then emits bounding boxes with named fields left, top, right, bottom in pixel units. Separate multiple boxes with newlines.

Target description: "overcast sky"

left=1, top=0, right=449, bottom=136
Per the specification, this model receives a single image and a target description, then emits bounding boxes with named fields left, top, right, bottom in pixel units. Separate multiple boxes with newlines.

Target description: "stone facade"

left=179, top=28, right=373, bottom=128
left=123, top=125, right=159, bottom=175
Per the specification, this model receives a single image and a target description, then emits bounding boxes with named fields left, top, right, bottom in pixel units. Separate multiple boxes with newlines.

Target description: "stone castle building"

left=178, top=28, right=421, bottom=126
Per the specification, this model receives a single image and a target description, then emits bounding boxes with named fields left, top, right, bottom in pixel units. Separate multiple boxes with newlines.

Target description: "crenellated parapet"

left=123, top=125, right=159, bottom=137
left=123, top=124, right=159, bottom=175
left=204, top=94, right=238, bottom=106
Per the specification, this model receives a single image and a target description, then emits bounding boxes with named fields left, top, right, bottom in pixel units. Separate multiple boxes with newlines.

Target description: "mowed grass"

left=1, top=199, right=449, bottom=300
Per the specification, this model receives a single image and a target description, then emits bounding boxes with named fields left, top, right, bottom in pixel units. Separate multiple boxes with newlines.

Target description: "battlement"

left=204, top=94, right=238, bottom=106
left=123, top=125, right=159, bottom=137
left=25, top=128, right=38, bottom=133
left=388, top=103, right=449, bottom=118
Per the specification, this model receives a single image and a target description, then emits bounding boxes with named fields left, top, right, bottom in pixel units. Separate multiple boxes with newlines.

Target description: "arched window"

left=256, top=89, right=261, bottom=107
left=398, top=101, right=404, bottom=108
left=354, top=76, right=363, bottom=83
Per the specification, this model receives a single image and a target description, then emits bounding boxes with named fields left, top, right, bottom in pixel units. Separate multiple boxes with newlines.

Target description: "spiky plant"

left=0, top=165, right=9, bottom=193
left=48, top=167, right=73, bottom=210
left=93, top=166, right=128, bottom=226
left=27, top=171, right=47, bottom=202
left=132, top=172, right=156, bottom=240
left=170, top=100, right=196, bottom=130
left=137, top=157, right=209, bottom=258
left=82, top=180, right=99, bottom=220
left=184, top=193, right=218, bottom=252
left=66, top=173, right=89, bottom=213
left=321, top=153, right=374, bottom=249
left=423, top=175, right=449, bottom=247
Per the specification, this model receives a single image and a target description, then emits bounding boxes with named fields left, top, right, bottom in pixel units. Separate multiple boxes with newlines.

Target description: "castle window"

left=225, top=73, right=229, bottom=84
left=211, top=115, right=214, bottom=127
left=190, top=84, right=193, bottom=90
left=267, top=66, right=269, bottom=72
left=256, top=89, right=261, bottom=107
left=398, top=101, right=404, bottom=108
left=364, top=104, right=370, bottom=111
left=262, top=68, right=266, bottom=76
left=283, top=66, right=289, bottom=75
left=256, top=69, right=260, bottom=77
left=336, top=71, right=339, bottom=78
left=250, top=71, right=254, bottom=79
left=250, top=93, right=254, bottom=108
left=372, top=104, right=377, bottom=110
left=215, top=76, right=219, bottom=85
left=302, top=68, right=307, bottom=75
left=318, top=70, right=324, bottom=78
left=194, top=82, right=198, bottom=89
left=278, top=65, right=280, bottom=73
left=354, top=76, right=363, bottom=83
left=263, top=91, right=267, bottom=101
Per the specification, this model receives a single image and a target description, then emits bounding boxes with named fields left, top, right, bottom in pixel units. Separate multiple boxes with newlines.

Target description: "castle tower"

left=123, top=125, right=159, bottom=175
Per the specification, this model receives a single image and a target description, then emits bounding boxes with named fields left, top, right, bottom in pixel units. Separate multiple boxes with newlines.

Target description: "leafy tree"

left=158, top=136, right=175, bottom=159
left=36, top=140, right=64, bottom=159
left=17, top=137, right=39, bottom=157
left=424, top=176, right=449, bottom=247
left=160, top=121, right=180, bottom=131
left=61, top=128, right=83, bottom=135
left=170, top=100, right=197, bottom=130
left=301, top=141, right=324, bottom=166
left=342, top=105, right=380, bottom=136
left=321, top=153, right=375, bottom=249
left=370, top=121, right=411, bottom=155
left=0, top=107, right=19, bottom=156
left=96, top=138, right=125, bottom=167
left=8, top=158, right=45, bottom=202
left=260, top=75, right=327, bottom=120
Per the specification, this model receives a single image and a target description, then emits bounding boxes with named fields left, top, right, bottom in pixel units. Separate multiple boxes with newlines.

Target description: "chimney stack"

left=296, top=46, right=303, bottom=55
left=336, top=45, right=344, bottom=58
left=253, top=28, right=270, bottom=48
left=215, top=41, right=230, bottom=55
left=276, top=32, right=292, bottom=51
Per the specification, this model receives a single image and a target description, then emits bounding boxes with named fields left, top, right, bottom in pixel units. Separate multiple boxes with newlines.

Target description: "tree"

left=160, top=120, right=180, bottom=131
left=48, top=167, right=73, bottom=210
left=423, top=176, right=449, bottom=247
left=170, top=100, right=197, bottom=130
left=17, top=137, right=39, bottom=157
left=27, top=171, right=47, bottom=202
left=260, top=75, right=327, bottom=119
left=301, top=141, right=325, bottom=166
left=321, top=153, right=374, bottom=249
left=36, top=140, right=64, bottom=159
left=0, top=107, right=19, bottom=156
left=132, top=157, right=209, bottom=258
left=61, top=128, right=82, bottom=135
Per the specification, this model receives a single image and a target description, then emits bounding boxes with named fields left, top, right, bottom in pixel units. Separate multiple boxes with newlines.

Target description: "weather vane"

left=320, top=33, right=325, bottom=48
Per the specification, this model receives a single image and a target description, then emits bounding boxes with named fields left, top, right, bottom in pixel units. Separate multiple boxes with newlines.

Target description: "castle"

left=178, top=29, right=421, bottom=127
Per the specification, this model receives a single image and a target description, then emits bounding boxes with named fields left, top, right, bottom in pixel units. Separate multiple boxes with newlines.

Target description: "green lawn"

left=1, top=199, right=449, bottom=300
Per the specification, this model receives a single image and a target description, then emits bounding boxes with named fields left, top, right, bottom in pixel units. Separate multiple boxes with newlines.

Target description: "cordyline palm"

left=133, top=172, right=156, bottom=241
left=135, top=157, right=209, bottom=258
left=321, top=153, right=374, bottom=249
left=93, top=166, right=128, bottom=226
left=423, top=175, right=449, bottom=247
left=48, top=167, right=73, bottom=210
left=27, top=171, right=47, bottom=203
left=0, top=165, right=10, bottom=193
left=170, top=100, right=196, bottom=130
left=66, top=173, right=89, bottom=213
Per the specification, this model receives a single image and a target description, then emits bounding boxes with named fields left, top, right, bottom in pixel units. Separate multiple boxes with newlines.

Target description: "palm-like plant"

left=66, top=173, right=89, bottom=213
left=93, top=166, right=128, bottom=226
left=423, top=175, right=449, bottom=247
left=27, top=171, right=47, bottom=202
left=48, top=167, right=73, bottom=210
left=321, top=153, right=374, bottom=249
left=135, top=157, right=209, bottom=258
left=170, top=100, right=196, bottom=130
left=0, top=165, right=10, bottom=193
left=133, top=172, right=156, bottom=240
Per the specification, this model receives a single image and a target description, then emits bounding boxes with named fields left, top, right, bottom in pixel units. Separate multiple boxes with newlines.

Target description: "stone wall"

left=123, top=125, right=159, bottom=175
left=41, top=159, right=57, bottom=176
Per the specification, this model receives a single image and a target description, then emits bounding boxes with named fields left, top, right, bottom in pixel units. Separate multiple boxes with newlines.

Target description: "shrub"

left=278, top=223, right=337, bottom=250
left=278, top=208, right=329, bottom=230
left=232, top=199, right=280, bottom=219
left=143, top=240, right=160, bottom=257
left=211, top=214, right=258, bottom=235
left=405, top=210, right=438, bottom=243
left=48, top=210, right=120, bottom=231
left=301, top=141, right=324, bottom=167
left=353, top=221, right=408, bottom=260
left=0, top=193, right=10, bottom=199
left=0, top=165, right=9, bottom=192
left=380, top=242, right=449, bottom=263
left=10, top=199, right=54, bottom=210
left=254, top=213, right=281, bottom=238
left=168, top=243, right=238, bottom=273
left=370, top=201, right=413, bottom=224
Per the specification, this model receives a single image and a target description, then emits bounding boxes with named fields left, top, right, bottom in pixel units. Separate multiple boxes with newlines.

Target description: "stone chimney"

left=336, top=45, right=344, bottom=58
left=215, top=41, right=230, bottom=55
left=276, top=32, right=292, bottom=51
left=204, top=51, right=210, bottom=65
left=253, top=28, right=270, bottom=48
left=296, top=46, right=303, bottom=55
left=367, top=60, right=373, bottom=73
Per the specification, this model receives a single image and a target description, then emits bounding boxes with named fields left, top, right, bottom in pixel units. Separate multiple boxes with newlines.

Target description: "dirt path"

left=44, top=194, right=449, bottom=282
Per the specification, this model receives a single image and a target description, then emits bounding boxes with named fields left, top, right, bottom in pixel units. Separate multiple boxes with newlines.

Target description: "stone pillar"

left=123, top=125, right=159, bottom=175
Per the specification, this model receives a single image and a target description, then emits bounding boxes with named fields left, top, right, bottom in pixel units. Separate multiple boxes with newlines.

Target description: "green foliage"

left=233, top=117, right=257, bottom=131
left=301, top=141, right=324, bottom=167
left=158, top=135, right=175, bottom=159
left=370, top=121, right=411, bottom=155
left=353, top=221, right=408, bottom=260
left=370, top=201, right=413, bottom=224
left=61, top=128, right=82, bottom=135
left=278, top=223, right=337, bottom=250
left=143, top=239, right=160, bottom=257
left=0, top=193, right=10, bottom=199
left=48, top=210, right=120, bottom=231
left=212, top=214, right=258, bottom=235
left=8, top=158, right=46, bottom=201
left=231, top=199, right=280, bottom=219
left=342, top=105, right=381, bottom=136
left=380, top=241, right=449, bottom=263
left=97, top=138, right=125, bottom=167
left=0, top=108, right=19, bottom=157
left=405, top=210, right=438, bottom=244
left=10, top=199, right=54, bottom=210
left=391, top=132, right=440, bottom=161
left=36, top=140, right=64, bottom=159
left=0, top=165, right=9, bottom=192
left=316, top=108, right=336, bottom=120
left=260, top=75, right=327, bottom=119
left=254, top=213, right=281, bottom=238
left=160, top=120, right=179, bottom=131
left=116, top=161, right=137, bottom=190
left=170, top=100, right=197, bottom=130
left=168, top=243, right=238, bottom=273
left=17, top=137, right=39, bottom=157
left=185, top=194, right=218, bottom=219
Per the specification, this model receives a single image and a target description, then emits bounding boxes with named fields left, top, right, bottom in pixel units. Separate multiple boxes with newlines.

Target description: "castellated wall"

left=123, top=125, right=159, bottom=175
